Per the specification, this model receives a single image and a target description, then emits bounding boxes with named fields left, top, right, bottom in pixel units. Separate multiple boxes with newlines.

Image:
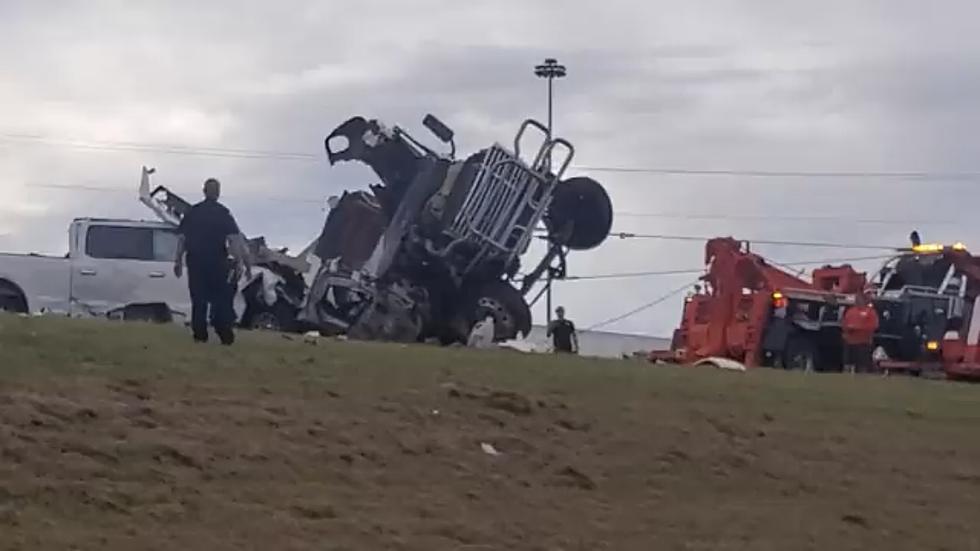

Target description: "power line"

left=614, top=211, right=954, bottom=226
left=563, top=254, right=894, bottom=282
left=0, top=133, right=321, bottom=162
left=6, top=132, right=980, bottom=182
left=24, top=182, right=950, bottom=225
left=610, top=232, right=897, bottom=251
left=17, top=184, right=944, bottom=251
left=582, top=253, right=895, bottom=329
left=577, top=165, right=980, bottom=180
left=587, top=281, right=696, bottom=330
left=18, top=184, right=930, bottom=245
left=564, top=268, right=704, bottom=281
left=25, top=183, right=327, bottom=205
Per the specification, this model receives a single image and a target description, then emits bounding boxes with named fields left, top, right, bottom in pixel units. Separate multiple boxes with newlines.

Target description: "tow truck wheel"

left=454, top=281, right=532, bottom=343
left=783, top=337, right=819, bottom=372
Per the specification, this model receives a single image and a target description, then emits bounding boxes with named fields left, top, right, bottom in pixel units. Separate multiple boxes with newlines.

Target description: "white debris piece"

left=693, top=357, right=747, bottom=372
left=480, top=442, right=501, bottom=456
left=467, top=315, right=496, bottom=349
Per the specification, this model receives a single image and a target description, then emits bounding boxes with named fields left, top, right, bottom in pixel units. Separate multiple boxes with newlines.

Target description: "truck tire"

left=241, top=301, right=297, bottom=333
left=451, top=280, right=532, bottom=343
left=783, top=336, right=819, bottom=372
left=0, top=281, right=28, bottom=314
left=546, top=176, right=613, bottom=250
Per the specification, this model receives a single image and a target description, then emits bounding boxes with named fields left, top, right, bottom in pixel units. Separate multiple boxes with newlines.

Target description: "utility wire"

left=610, top=232, right=897, bottom=251
left=563, top=254, right=894, bottom=282
left=614, top=211, right=953, bottom=226
left=564, top=268, right=704, bottom=281
left=25, top=183, right=956, bottom=229
left=0, top=133, right=320, bottom=162
left=6, top=132, right=980, bottom=181
left=587, top=280, right=697, bottom=330
left=577, top=165, right=980, bottom=180
left=26, top=183, right=328, bottom=205
left=582, top=252, right=896, bottom=329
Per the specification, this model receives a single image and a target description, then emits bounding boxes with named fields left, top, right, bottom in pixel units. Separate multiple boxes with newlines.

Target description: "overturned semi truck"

left=299, top=114, right=613, bottom=343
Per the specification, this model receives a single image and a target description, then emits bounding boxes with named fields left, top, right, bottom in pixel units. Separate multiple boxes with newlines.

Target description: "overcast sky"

left=2, top=0, right=980, bottom=336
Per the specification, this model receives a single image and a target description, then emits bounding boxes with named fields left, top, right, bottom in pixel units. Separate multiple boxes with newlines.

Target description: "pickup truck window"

left=86, top=226, right=179, bottom=262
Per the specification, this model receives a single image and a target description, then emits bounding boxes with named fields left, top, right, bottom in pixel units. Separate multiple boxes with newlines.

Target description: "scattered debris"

left=694, top=357, right=747, bottom=371
left=480, top=442, right=501, bottom=456
left=466, top=316, right=496, bottom=349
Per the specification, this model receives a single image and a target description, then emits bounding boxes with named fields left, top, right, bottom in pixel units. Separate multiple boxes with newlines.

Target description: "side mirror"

left=423, top=114, right=454, bottom=144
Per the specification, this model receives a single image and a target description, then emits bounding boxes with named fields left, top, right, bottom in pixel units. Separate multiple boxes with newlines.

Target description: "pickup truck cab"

left=0, top=218, right=191, bottom=321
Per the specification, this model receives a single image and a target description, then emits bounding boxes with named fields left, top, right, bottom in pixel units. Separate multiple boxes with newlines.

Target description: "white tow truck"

left=0, top=167, right=312, bottom=330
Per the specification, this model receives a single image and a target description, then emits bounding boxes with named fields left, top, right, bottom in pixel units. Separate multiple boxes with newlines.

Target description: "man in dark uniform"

left=547, top=306, right=579, bottom=354
left=173, top=178, right=250, bottom=345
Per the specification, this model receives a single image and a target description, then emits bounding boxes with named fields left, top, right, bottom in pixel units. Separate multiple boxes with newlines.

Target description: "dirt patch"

left=445, top=382, right=536, bottom=416
left=1, top=316, right=980, bottom=550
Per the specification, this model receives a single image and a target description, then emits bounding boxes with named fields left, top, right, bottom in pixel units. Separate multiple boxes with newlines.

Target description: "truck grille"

left=448, top=144, right=552, bottom=263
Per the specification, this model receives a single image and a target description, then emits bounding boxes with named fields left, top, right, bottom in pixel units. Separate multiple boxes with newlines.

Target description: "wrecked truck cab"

left=302, top=114, right=613, bottom=344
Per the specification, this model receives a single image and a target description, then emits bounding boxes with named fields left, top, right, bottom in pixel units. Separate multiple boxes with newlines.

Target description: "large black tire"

left=0, top=282, right=28, bottom=314
left=547, top=176, right=613, bottom=250
left=783, top=336, right=820, bottom=372
left=451, top=280, right=532, bottom=343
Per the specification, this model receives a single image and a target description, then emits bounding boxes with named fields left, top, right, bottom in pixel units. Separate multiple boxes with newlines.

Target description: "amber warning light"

left=772, top=291, right=788, bottom=309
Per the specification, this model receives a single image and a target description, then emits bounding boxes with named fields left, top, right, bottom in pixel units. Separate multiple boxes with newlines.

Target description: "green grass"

left=1, top=314, right=979, bottom=550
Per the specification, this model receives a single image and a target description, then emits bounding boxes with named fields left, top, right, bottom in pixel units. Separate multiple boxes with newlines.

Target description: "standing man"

left=173, top=178, right=251, bottom=345
left=842, top=292, right=879, bottom=373
left=547, top=306, right=579, bottom=354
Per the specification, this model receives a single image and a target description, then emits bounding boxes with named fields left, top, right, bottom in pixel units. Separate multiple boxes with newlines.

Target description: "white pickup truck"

left=0, top=217, right=192, bottom=321
left=0, top=168, right=313, bottom=329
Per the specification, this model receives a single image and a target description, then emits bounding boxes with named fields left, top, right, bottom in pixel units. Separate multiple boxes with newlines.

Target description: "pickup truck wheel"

left=0, top=283, right=28, bottom=314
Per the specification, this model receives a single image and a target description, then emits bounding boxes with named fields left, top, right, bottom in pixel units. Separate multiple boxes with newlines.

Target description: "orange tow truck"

left=649, top=237, right=865, bottom=371
left=651, top=237, right=980, bottom=381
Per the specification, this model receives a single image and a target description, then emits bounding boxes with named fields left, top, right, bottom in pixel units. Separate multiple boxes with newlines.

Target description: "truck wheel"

left=546, top=176, right=613, bottom=250
left=0, top=282, right=28, bottom=314
left=783, top=337, right=819, bottom=372
left=242, top=301, right=296, bottom=333
left=453, top=281, right=531, bottom=343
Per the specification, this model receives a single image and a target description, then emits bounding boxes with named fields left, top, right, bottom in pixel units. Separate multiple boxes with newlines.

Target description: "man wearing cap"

left=173, top=178, right=251, bottom=345
left=547, top=306, right=579, bottom=354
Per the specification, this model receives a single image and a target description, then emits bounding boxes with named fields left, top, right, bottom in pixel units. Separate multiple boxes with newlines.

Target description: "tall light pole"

left=534, top=58, right=567, bottom=143
left=534, top=58, right=566, bottom=326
